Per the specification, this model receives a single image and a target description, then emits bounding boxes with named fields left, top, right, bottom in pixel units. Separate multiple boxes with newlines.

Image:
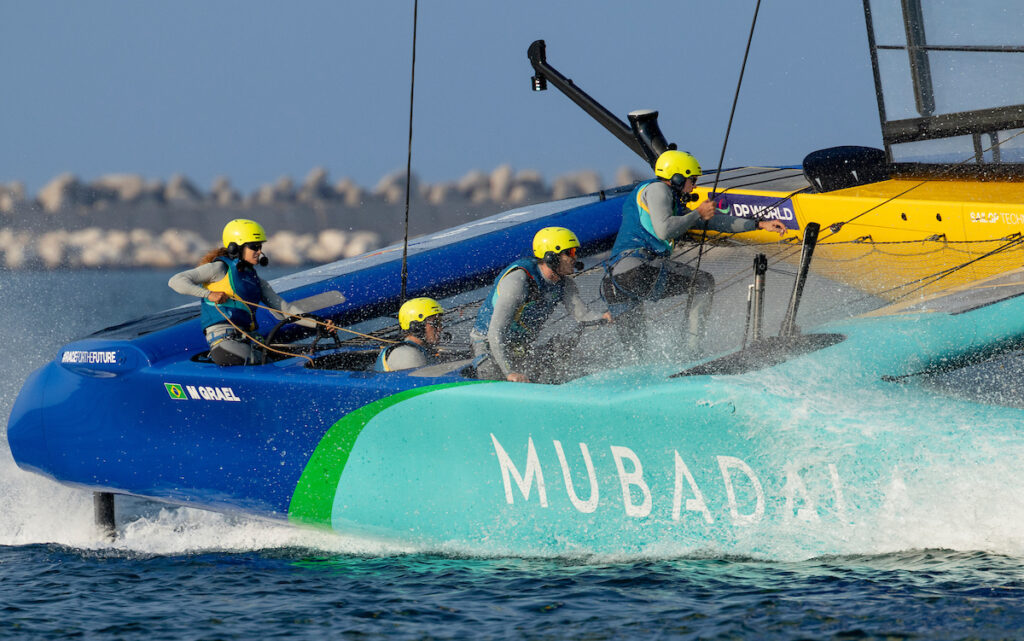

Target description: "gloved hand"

left=299, top=313, right=338, bottom=336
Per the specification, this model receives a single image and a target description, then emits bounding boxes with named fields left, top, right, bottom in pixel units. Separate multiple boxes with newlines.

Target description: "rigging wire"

left=223, top=294, right=400, bottom=344
left=684, top=0, right=762, bottom=323
left=815, top=233, right=1024, bottom=313
left=400, top=0, right=419, bottom=303
left=685, top=127, right=1024, bottom=316
left=820, top=128, right=1024, bottom=242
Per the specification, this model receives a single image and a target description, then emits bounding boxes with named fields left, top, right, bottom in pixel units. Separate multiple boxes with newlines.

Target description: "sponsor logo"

left=164, top=383, right=187, bottom=400
left=970, top=211, right=1024, bottom=225
left=162, top=383, right=242, bottom=402
left=491, top=434, right=847, bottom=526
left=715, top=193, right=799, bottom=230
left=61, top=350, right=120, bottom=364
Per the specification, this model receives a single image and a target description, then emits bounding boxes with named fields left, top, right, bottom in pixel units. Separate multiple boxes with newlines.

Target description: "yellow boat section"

left=693, top=171, right=1024, bottom=301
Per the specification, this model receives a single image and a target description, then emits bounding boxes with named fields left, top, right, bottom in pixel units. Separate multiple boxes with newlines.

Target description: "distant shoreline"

left=0, top=165, right=642, bottom=269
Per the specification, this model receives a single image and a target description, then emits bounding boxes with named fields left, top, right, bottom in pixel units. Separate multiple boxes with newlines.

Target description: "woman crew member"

left=169, top=218, right=334, bottom=366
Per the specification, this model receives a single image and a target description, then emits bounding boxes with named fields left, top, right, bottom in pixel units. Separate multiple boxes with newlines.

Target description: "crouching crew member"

left=602, top=150, right=786, bottom=359
left=471, top=226, right=611, bottom=383
left=375, top=297, right=446, bottom=372
left=169, top=218, right=335, bottom=366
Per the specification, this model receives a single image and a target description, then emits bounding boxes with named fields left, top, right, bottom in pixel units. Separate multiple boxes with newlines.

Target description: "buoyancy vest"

left=473, top=258, right=564, bottom=345
left=373, top=339, right=440, bottom=372
left=608, top=180, right=677, bottom=263
left=200, top=257, right=263, bottom=331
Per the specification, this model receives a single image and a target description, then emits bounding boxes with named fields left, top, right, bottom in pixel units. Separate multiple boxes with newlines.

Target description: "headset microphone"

left=573, top=260, right=584, bottom=271
left=258, top=254, right=269, bottom=267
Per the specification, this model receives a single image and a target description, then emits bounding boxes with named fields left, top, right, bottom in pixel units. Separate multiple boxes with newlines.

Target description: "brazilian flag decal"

left=165, top=383, right=187, bottom=400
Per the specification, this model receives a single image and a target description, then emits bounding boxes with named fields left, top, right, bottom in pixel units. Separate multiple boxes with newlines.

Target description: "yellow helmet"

left=222, top=219, right=267, bottom=249
left=654, top=150, right=702, bottom=183
left=399, top=297, right=444, bottom=331
left=532, top=227, right=580, bottom=260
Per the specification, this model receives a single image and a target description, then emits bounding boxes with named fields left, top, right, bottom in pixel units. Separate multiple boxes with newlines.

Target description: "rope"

left=213, top=303, right=314, bottom=365
left=400, top=0, right=419, bottom=302
left=223, top=294, right=400, bottom=344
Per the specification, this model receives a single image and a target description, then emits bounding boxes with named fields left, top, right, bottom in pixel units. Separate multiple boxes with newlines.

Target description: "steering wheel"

left=261, top=314, right=341, bottom=365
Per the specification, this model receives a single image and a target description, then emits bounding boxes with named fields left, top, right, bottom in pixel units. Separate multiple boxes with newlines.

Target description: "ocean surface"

left=3, top=269, right=1024, bottom=640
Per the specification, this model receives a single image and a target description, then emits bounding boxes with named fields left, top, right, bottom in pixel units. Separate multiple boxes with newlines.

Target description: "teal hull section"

left=297, top=282, right=1024, bottom=556
left=321, top=371, right=1023, bottom=556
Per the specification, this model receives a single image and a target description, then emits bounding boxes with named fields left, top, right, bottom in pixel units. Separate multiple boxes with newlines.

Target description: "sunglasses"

left=426, top=317, right=443, bottom=328
left=563, top=247, right=577, bottom=259
left=244, top=243, right=263, bottom=252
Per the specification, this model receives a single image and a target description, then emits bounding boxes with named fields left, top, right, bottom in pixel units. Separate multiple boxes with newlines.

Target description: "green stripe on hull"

left=288, top=381, right=490, bottom=527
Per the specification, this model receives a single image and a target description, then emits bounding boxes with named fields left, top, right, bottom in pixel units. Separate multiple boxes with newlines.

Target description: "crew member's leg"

left=660, top=260, right=715, bottom=355
left=604, top=257, right=660, bottom=361
left=209, top=338, right=255, bottom=366
left=205, top=325, right=256, bottom=366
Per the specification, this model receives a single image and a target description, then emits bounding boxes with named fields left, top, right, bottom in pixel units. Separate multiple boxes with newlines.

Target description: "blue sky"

left=0, top=1, right=881, bottom=195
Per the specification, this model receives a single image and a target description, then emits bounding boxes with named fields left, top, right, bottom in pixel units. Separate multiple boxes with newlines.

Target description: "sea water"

left=2, top=269, right=1024, bottom=640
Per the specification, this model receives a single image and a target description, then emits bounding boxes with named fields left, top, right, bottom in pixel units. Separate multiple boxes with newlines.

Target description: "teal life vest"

left=373, top=339, right=440, bottom=372
left=608, top=180, right=677, bottom=263
left=199, top=257, right=263, bottom=332
left=473, top=258, right=563, bottom=345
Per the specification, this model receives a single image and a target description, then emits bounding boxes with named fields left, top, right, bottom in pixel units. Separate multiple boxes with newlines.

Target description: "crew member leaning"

left=602, top=150, right=786, bottom=359
left=471, top=226, right=611, bottom=383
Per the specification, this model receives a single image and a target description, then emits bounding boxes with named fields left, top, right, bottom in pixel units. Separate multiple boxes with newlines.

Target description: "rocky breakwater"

left=0, top=165, right=643, bottom=269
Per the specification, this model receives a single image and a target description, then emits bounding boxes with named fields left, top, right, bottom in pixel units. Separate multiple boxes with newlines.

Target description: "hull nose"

left=6, top=366, right=49, bottom=475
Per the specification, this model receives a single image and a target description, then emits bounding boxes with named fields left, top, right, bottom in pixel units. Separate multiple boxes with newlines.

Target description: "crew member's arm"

left=168, top=262, right=228, bottom=300
left=645, top=181, right=787, bottom=237
left=707, top=214, right=786, bottom=235
left=644, top=181, right=703, bottom=241
left=486, top=269, right=531, bottom=380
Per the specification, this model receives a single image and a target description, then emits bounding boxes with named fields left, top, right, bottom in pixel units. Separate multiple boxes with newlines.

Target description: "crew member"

left=471, top=226, right=611, bottom=383
left=169, top=218, right=336, bottom=366
left=602, top=150, right=786, bottom=358
left=375, top=297, right=446, bottom=371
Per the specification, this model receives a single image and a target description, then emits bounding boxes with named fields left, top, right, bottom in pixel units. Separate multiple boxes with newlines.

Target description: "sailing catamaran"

left=7, top=0, right=1024, bottom=555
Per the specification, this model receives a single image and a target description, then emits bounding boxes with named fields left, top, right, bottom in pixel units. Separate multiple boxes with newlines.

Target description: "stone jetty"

left=0, top=165, right=643, bottom=269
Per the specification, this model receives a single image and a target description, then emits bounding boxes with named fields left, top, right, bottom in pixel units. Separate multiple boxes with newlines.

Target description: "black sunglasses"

left=244, top=242, right=263, bottom=252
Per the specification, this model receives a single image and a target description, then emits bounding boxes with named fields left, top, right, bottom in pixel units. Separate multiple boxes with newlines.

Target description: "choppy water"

left=3, top=269, right=1024, bottom=640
